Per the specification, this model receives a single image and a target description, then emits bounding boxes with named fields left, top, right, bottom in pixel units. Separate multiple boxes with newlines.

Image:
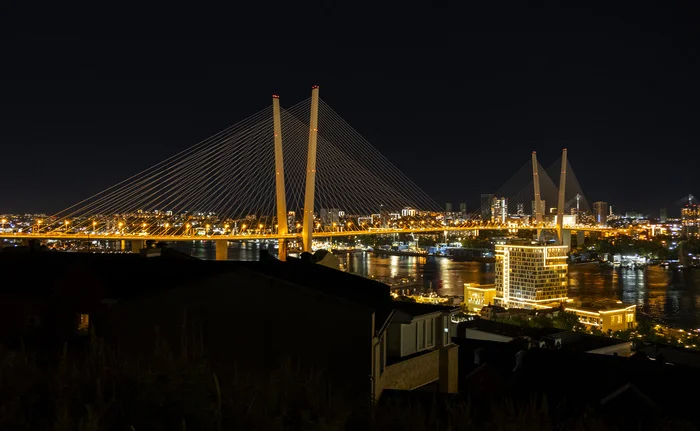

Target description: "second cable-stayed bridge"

left=1, top=87, right=615, bottom=258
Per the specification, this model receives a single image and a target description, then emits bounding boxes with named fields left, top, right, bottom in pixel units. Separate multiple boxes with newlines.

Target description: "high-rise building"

left=660, top=208, right=668, bottom=223
left=682, top=204, right=700, bottom=237
left=459, top=202, right=467, bottom=214
left=320, top=208, right=341, bottom=226
left=491, top=197, right=508, bottom=223
left=494, top=243, right=569, bottom=309
left=480, top=194, right=494, bottom=220
left=401, top=207, right=416, bottom=217
left=516, top=203, right=524, bottom=216
left=445, top=202, right=452, bottom=213
left=593, top=201, right=608, bottom=226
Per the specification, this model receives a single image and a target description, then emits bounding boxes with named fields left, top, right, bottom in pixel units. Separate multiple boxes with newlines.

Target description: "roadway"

left=0, top=224, right=616, bottom=242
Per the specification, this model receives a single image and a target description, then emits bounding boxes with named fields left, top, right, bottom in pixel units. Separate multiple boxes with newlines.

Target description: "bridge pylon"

left=302, top=86, right=320, bottom=253
left=532, top=151, right=543, bottom=241
left=556, top=148, right=568, bottom=245
left=272, top=94, right=289, bottom=260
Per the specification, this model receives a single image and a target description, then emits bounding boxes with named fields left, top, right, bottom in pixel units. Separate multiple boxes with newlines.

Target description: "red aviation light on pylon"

left=272, top=94, right=280, bottom=98
left=311, top=85, right=319, bottom=89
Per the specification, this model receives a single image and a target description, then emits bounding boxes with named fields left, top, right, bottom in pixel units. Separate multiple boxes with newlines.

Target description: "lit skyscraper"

left=682, top=203, right=699, bottom=237
left=593, top=201, right=608, bottom=226
left=491, top=197, right=507, bottom=223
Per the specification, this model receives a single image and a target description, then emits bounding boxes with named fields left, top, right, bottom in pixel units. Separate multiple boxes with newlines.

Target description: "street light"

left=36, top=219, right=42, bottom=233
left=92, top=221, right=97, bottom=233
left=164, top=223, right=170, bottom=234
left=64, top=220, right=70, bottom=232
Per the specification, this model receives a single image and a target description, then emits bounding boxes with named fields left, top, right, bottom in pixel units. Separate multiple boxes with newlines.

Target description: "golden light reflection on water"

left=182, top=243, right=700, bottom=328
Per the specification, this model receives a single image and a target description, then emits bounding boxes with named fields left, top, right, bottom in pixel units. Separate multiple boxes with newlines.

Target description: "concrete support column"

left=576, top=230, right=585, bottom=248
left=215, top=240, right=228, bottom=261
left=130, top=240, right=145, bottom=253
left=561, top=229, right=572, bottom=250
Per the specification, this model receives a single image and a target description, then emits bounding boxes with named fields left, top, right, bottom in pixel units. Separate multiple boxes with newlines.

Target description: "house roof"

left=0, top=248, right=397, bottom=329
left=454, top=335, right=700, bottom=422
left=546, top=331, right=631, bottom=352
left=390, top=301, right=459, bottom=319
left=457, top=318, right=562, bottom=339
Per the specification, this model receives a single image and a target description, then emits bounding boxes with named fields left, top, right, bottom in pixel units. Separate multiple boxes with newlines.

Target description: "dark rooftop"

left=390, top=300, right=460, bottom=318
left=0, top=248, right=397, bottom=327
left=457, top=318, right=562, bottom=339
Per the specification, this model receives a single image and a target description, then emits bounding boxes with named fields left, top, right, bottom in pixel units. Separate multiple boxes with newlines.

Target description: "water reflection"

left=568, top=263, right=700, bottom=327
left=336, top=252, right=494, bottom=295
left=174, top=242, right=700, bottom=328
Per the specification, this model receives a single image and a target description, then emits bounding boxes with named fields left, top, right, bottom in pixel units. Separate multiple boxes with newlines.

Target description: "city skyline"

left=1, top=2, right=699, bottom=214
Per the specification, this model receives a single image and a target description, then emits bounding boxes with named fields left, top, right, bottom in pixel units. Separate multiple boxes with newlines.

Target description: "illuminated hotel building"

left=494, top=244, right=569, bottom=309
left=681, top=203, right=700, bottom=237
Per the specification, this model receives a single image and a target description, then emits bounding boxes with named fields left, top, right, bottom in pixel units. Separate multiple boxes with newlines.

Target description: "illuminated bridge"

left=1, top=87, right=615, bottom=259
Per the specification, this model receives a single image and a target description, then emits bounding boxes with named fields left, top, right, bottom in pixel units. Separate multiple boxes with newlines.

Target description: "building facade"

left=565, top=302, right=637, bottom=332
left=593, top=201, right=609, bottom=226
left=681, top=204, right=700, bottom=237
left=464, top=283, right=496, bottom=313
left=491, top=197, right=508, bottom=224
left=494, top=244, right=569, bottom=309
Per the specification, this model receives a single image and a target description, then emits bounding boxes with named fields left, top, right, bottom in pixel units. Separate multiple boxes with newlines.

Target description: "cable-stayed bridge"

left=2, top=87, right=614, bottom=258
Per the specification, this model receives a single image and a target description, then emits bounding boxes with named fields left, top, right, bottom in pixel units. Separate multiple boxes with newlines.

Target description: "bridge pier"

left=215, top=240, right=228, bottom=261
left=561, top=229, right=572, bottom=250
left=130, top=240, right=145, bottom=253
left=576, top=230, right=584, bottom=248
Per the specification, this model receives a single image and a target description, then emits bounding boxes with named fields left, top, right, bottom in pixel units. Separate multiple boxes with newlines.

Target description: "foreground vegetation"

left=0, top=331, right=695, bottom=430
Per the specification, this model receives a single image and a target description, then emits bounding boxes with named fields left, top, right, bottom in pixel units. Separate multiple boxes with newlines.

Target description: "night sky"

left=1, top=2, right=698, bottom=215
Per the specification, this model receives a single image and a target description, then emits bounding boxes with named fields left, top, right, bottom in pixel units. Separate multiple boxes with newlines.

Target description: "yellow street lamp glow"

left=165, top=223, right=170, bottom=229
left=259, top=224, right=263, bottom=229
left=241, top=224, right=247, bottom=229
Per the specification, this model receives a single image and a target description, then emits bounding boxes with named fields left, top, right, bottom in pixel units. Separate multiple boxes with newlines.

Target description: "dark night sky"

left=1, top=1, right=699, bottom=215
